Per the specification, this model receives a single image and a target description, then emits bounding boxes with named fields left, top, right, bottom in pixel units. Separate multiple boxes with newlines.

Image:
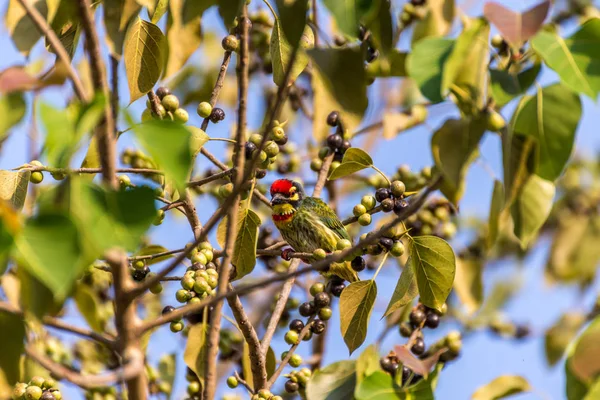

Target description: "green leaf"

left=408, top=235, right=456, bottom=312
left=502, top=129, right=537, bottom=208
left=242, top=344, right=276, bottom=390
left=164, top=0, right=203, bottom=78
left=135, top=244, right=173, bottom=265
left=490, top=65, right=541, bottom=107
left=0, top=310, right=25, bottom=389
left=431, top=117, right=486, bottom=205
left=511, top=174, right=555, bottom=249
left=218, top=0, right=243, bottom=29
left=512, top=84, right=582, bottom=181
left=309, top=48, right=368, bottom=130
left=104, top=0, right=141, bottom=58
left=15, top=213, right=88, bottom=300
left=183, top=322, right=208, bottom=381
left=0, top=93, right=26, bottom=144
left=441, top=18, right=490, bottom=109
left=151, top=0, right=169, bottom=23
left=18, top=266, right=64, bottom=318
left=484, top=1, right=550, bottom=48
left=356, top=345, right=381, bottom=387
left=363, top=0, right=392, bottom=55
left=355, top=371, right=403, bottom=400
left=190, top=127, right=210, bottom=155
left=329, top=148, right=374, bottom=180
left=407, top=38, right=454, bottom=103
left=568, top=316, right=600, bottom=382
left=69, top=180, right=157, bottom=254
left=487, top=180, right=504, bottom=249
left=566, top=356, right=588, bottom=400
left=158, top=353, right=177, bottom=399
left=340, top=280, right=377, bottom=354
left=231, top=209, right=261, bottom=280
left=545, top=313, right=586, bottom=366
left=124, top=18, right=167, bottom=103
left=40, top=103, right=77, bottom=169
left=133, top=120, right=194, bottom=189
left=0, top=170, right=29, bottom=211
left=453, top=256, right=483, bottom=315
left=74, top=283, right=108, bottom=332
left=271, top=23, right=313, bottom=86
left=5, top=0, right=47, bottom=56
left=305, top=360, right=357, bottom=400
left=275, top=0, right=309, bottom=47
left=321, top=0, right=372, bottom=38
left=531, top=18, right=600, bottom=99
left=472, top=375, right=531, bottom=400
left=584, top=379, right=600, bottom=400
left=383, top=263, right=418, bottom=317
left=411, top=0, right=455, bottom=44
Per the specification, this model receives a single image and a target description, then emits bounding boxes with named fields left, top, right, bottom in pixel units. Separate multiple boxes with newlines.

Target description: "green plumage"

left=274, top=197, right=359, bottom=282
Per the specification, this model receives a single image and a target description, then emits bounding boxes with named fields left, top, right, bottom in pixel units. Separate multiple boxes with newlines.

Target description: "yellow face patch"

left=272, top=203, right=295, bottom=223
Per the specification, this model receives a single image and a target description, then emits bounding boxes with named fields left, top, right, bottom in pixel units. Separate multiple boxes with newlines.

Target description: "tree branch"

left=16, top=0, right=89, bottom=102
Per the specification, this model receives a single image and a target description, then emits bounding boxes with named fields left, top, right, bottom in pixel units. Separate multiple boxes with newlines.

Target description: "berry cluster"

left=244, top=121, right=290, bottom=176
left=361, top=225, right=406, bottom=258
left=146, top=364, right=172, bottom=395
left=282, top=283, right=333, bottom=348
left=389, top=163, right=432, bottom=193
left=142, top=87, right=189, bottom=124
left=12, top=377, right=61, bottom=400
left=310, top=111, right=352, bottom=173
left=404, top=198, right=456, bottom=239
left=130, top=259, right=163, bottom=294
left=380, top=351, right=423, bottom=385
left=283, top=368, right=312, bottom=395
left=43, top=336, right=72, bottom=367
left=353, top=178, right=409, bottom=228
left=196, top=101, right=226, bottom=124
left=119, top=148, right=162, bottom=184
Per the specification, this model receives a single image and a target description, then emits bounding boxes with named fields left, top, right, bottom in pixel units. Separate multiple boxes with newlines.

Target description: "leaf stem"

left=371, top=165, right=391, bottom=187
left=372, top=252, right=389, bottom=280
left=208, top=137, right=237, bottom=144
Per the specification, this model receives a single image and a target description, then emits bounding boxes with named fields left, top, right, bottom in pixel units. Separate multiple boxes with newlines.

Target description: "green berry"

left=289, top=353, right=303, bottom=368
left=284, top=330, right=299, bottom=345
left=153, top=104, right=167, bottom=118
left=441, top=222, right=457, bottom=238
left=486, top=110, right=506, bottom=132
left=150, top=282, right=163, bottom=294
left=361, top=195, right=377, bottom=210
left=491, top=34, right=504, bottom=48
left=161, top=94, right=180, bottom=112
left=318, top=147, right=331, bottom=160
left=219, top=183, right=234, bottom=198
left=264, top=141, right=280, bottom=157
left=391, top=180, right=406, bottom=197
left=310, top=158, right=323, bottom=172
left=133, top=260, right=145, bottom=270
left=249, top=133, right=263, bottom=145
left=141, top=108, right=153, bottom=122
left=226, top=376, right=239, bottom=388
left=191, top=252, right=208, bottom=266
left=193, top=278, right=211, bottom=294
left=29, top=377, right=45, bottom=388
left=25, top=386, right=42, bottom=400
left=197, top=102, right=213, bottom=118
left=222, top=35, right=239, bottom=52
left=272, top=126, right=286, bottom=141
left=201, top=249, right=214, bottom=262
left=257, top=389, right=272, bottom=399
left=12, top=383, right=28, bottom=399
left=170, top=321, right=185, bottom=333
left=313, top=248, right=327, bottom=260
left=206, top=275, right=218, bottom=289
left=52, top=391, right=62, bottom=400
left=119, top=174, right=131, bottom=187
left=318, top=306, right=332, bottom=320
left=358, top=213, right=372, bottom=226
left=187, top=381, right=200, bottom=394
left=175, top=289, right=190, bottom=303
left=29, top=160, right=43, bottom=167
left=50, top=171, right=66, bottom=180
left=336, top=239, right=352, bottom=250
left=310, top=282, right=325, bottom=296
left=173, top=108, right=189, bottom=123
left=390, top=241, right=405, bottom=257
left=181, top=276, right=195, bottom=290
left=30, top=171, right=44, bottom=184
left=199, top=241, right=213, bottom=251
left=353, top=204, right=367, bottom=216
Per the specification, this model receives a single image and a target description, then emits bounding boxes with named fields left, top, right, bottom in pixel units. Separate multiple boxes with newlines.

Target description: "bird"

left=269, top=179, right=359, bottom=283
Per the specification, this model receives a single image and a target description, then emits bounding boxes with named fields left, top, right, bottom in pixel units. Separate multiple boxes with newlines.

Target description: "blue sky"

left=1, top=0, right=600, bottom=399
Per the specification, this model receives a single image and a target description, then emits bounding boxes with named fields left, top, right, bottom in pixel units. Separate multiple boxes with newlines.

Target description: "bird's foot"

left=281, top=248, right=294, bottom=261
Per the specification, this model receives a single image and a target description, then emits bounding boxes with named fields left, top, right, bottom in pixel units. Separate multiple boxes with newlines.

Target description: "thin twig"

left=201, top=51, right=233, bottom=130
left=15, top=0, right=88, bottom=102
left=187, top=168, right=233, bottom=187
left=233, top=371, right=255, bottom=394
left=110, top=55, right=119, bottom=132
left=20, top=166, right=163, bottom=175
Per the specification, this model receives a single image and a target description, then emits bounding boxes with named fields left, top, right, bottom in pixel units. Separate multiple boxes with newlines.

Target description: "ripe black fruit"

left=375, top=188, right=392, bottom=202
left=327, top=111, right=340, bottom=127
left=311, top=319, right=326, bottom=334
left=299, top=302, right=316, bottom=317
left=409, top=309, right=426, bottom=327
left=379, top=237, right=394, bottom=250
left=381, top=198, right=395, bottom=212
left=289, top=319, right=304, bottom=333
left=380, top=357, right=398, bottom=374
left=394, top=198, right=409, bottom=214
left=314, top=292, right=331, bottom=308
left=366, top=47, right=379, bottom=63
left=411, top=337, right=425, bottom=355
left=351, top=256, right=366, bottom=272
left=399, top=322, right=413, bottom=337
left=330, top=282, right=345, bottom=297
left=401, top=366, right=411, bottom=384
left=285, top=380, right=299, bottom=393
left=327, top=134, right=344, bottom=149
left=341, top=140, right=352, bottom=152
left=132, top=266, right=150, bottom=281
left=209, top=107, right=225, bottom=123
left=162, top=306, right=175, bottom=315
left=245, top=141, right=257, bottom=158
left=255, top=169, right=267, bottom=179
left=156, top=87, right=170, bottom=99
left=425, top=312, right=440, bottom=329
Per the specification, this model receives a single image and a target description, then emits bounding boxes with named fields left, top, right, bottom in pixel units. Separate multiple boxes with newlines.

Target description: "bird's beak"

left=271, top=193, right=287, bottom=206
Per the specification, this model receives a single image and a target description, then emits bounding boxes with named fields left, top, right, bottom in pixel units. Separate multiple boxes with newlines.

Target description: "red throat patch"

left=270, top=179, right=294, bottom=196
left=273, top=213, right=293, bottom=222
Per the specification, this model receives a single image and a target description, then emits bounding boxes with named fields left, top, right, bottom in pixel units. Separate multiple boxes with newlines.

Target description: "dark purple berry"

left=132, top=266, right=150, bottom=281
left=425, top=312, right=440, bottom=329
left=256, top=169, right=267, bottom=179
left=380, top=357, right=398, bottom=374
left=381, top=198, right=395, bottom=212
left=311, top=319, right=326, bottom=334
left=411, top=0, right=426, bottom=5
left=326, top=134, right=344, bottom=149
left=515, top=325, right=531, bottom=339
left=402, top=366, right=411, bottom=384
left=314, top=292, right=331, bottom=308
left=156, top=87, right=170, bottom=99
left=327, top=111, right=340, bottom=127
left=366, top=47, right=379, bottom=63
left=358, top=25, right=367, bottom=41
left=289, top=319, right=304, bottom=333
left=285, top=380, right=299, bottom=393
left=394, top=198, right=409, bottom=214
left=299, top=302, right=316, bottom=317
left=351, top=256, right=366, bottom=272
left=409, top=309, right=426, bottom=327
left=330, top=282, right=345, bottom=297
left=379, top=237, right=394, bottom=250
left=274, top=135, right=288, bottom=145
left=162, top=305, right=175, bottom=315
left=245, top=141, right=257, bottom=158
left=399, top=322, right=413, bottom=337
left=341, top=140, right=352, bottom=152
left=375, top=188, right=392, bottom=202
left=411, top=337, right=425, bottom=355
left=209, top=107, right=225, bottom=123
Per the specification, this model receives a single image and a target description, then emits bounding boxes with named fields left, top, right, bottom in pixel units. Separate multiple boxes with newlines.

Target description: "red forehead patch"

left=270, top=179, right=293, bottom=196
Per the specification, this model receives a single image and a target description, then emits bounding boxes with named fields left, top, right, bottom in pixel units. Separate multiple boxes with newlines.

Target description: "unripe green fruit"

left=150, top=282, right=163, bottom=294
left=158, top=381, right=171, bottom=393
left=257, top=389, right=272, bottom=399
left=289, top=353, right=303, bottom=367
left=486, top=110, right=506, bottom=132
left=119, top=175, right=131, bottom=187
left=222, top=35, right=239, bottom=52
left=52, top=391, right=62, bottom=400
left=25, top=386, right=42, bottom=400
left=170, top=321, right=184, bottom=333
left=258, top=150, right=268, bottom=163
left=400, top=11, right=412, bottom=24
left=175, top=289, right=190, bottom=303
left=201, top=248, right=214, bottom=262
left=181, top=276, right=195, bottom=290
left=313, top=248, right=327, bottom=259
left=191, top=252, right=208, bottom=266
left=227, top=376, right=239, bottom=388
left=161, top=94, right=180, bottom=112
left=173, top=108, right=189, bottom=123
left=403, top=2, right=416, bottom=15
left=133, top=260, right=146, bottom=270
left=264, top=141, right=280, bottom=157
left=153, top=104, right=167, bottom=118
left=272, top=126, right=285, bottom=141
left=249, top=133, right=263, bottom=145
left=199, top=241, right=213, bottom=251
left=141, top=108, right=153, bottom=122
left=310, top=282, right=325, bottom=296
left=30, top=171, right=44, bottom=184
left=318, top=147, right=331, bottom=160
left=358, top=213, right=372, bottom=226
left=391, top=180, right=406, bottom=197
left=284, top=330, right=299, bottom=345
left=187, top=381, right=200, bottom=394
left=390, top=241, right=405, bottom=257
left=188, top=297, right=201, bottom=304
left=30, top=160, right=43, bottom=167
left=336, top=239, right=352, bottom=250
left=197, top=102, right=213, bottom=118
left=51, top=171, right=66, bottom=180
left=206, top=275, right=218, bottom=289
left=12, top=383, right=27, bottom=399
left=441, top=222, right=457, bottom=238
left=361, top=195, right=376, bottom=210
left=411, top=104, right=428, bottom=123
left=219, top=183, right=234, bottom=198
left=491, top=34, right=504, bottom=48
left=318, top=306, right=332, bottom=320
left=194, top=278, right=211, bottom=294
left=310, top=158, right=323, bottom=172
left=29, top=377, right=45, bottom=388
left=353, top=204, right=367, bottom=216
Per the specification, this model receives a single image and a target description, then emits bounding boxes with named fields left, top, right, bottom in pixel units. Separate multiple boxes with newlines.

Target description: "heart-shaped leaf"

left=484, top=1, right=550, bottom=47
left=271, top=23, right=313, bottom=86
left=383, top=262, right=418, bottom=317
left=490, top=64, right=541, bottom=107
left=408, top=38, right=454, bottom=103
left=329, top=148, right=374, bottom=180
left=511, top=174, right=555, bottom=249
left=0, top=170, right=29, bottom=211
left=231, top=209, right=261, bottom=281
left=340, top=280, right=377, bottom=354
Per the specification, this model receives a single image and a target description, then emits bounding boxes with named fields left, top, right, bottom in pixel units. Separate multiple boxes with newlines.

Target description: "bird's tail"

left=329, top=261, right=359, bottom=283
